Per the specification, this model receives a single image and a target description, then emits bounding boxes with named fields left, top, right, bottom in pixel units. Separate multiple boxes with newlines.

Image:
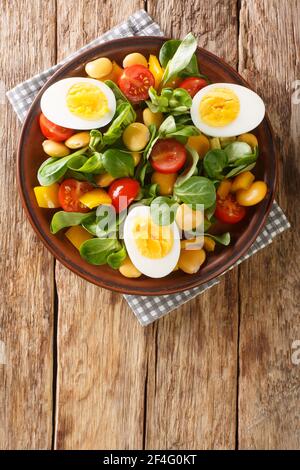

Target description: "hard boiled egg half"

left=41, top=77, right=116, bottom=130
left=123, top=205, right=180, bottom=278
left=190, top=83, right=265, bottom=137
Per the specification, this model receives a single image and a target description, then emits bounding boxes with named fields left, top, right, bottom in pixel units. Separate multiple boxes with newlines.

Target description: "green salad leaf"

left=158, top=115, right=177, bottom=136
left=203, top=149, right=228, bottom=180
left=174, top=176, right=216, bottom=209
left=147, top=87, right=192, bottom=115
left=105, top=79, right=130, bottom=104
left=160, top=33, right=198, bottom=86
left=150, top=196, right=179, bottom=226
left=137, top=183, right=158, bottom=205
left=80, top=238, right=121, bottom=265
left=204, top=232, right=231, bottom=246
left=224, top=141, right=253, bottom=164
left=103, top=101, right=136, bottom=146
left=159, top=115, right=199, bottom=142
left=68, top=152, right=103, bottom=174
left=50, top=211, right=96, bottom=234
left=159, top=37, right=205, bottom=79
left=37, top=147, right=88, bottom=186
left=102, top=148, right=134, bottom=177
left=94, top=205, right=126, bottom=239
left=89, top=130, right=103, bottom=152
left=107, top=244, right=127, bottom=269
left=143, top=124, right=158, bottom=160
left=175, top=146, right=199, bottom=187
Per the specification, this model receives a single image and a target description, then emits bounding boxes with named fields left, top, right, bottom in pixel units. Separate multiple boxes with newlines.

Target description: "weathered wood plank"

left=54, top=0, right=147, bottom=450
left=0, top=0, right=55, bottom=450
left=238, top=0, right=300, bottom=449
left=145, top=0, right=239, bottom=450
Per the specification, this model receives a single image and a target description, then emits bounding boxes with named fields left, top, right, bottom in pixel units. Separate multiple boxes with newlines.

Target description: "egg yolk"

left=199, top=87, right=240, bottom=127
left=66, top=82, right=108, bottom=120
left=133, top=217, right=173, bottom=259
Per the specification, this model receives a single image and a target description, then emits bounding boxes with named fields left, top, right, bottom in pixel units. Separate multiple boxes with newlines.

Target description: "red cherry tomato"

left=215, top=194, right=246, bottom=224
left=58, top=179, right=93, bottom=212
left=118, top=65, right=155, bottom=102
left=39, top=113, right=75, bottom=142
left=108, top=178, right=140, bottom=213
left=150, top=138, right=187, bottom=174
left=178, top=77, right=208, bottom=97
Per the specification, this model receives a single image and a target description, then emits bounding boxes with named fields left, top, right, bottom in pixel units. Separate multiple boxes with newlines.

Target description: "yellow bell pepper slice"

left=65, top=226, right=93, bottom=251
left=34, top=183, right=60, bottom=208
left=79, top=188, right=112, bottom=209
left=148, top=54, right=163, bottom=90
left=95, top=172, right=115, bottom=187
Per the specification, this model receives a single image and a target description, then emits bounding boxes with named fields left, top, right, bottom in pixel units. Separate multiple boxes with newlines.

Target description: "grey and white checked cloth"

left=7, top=10, right=290, bottom=326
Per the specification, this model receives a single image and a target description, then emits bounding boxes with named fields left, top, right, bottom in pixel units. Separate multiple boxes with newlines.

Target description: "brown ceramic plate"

left=17, top=36, right=277, bottom=295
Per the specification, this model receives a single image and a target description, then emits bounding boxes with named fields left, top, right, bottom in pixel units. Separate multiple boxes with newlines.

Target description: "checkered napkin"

left=7, top=10, right=290, bottom=326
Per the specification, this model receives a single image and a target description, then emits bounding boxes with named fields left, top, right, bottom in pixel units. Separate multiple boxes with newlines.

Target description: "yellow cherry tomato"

left=65, top=226, right=93, bottom=250
left=119, top=256, right=142, bottom=278
left=34, top=183, right=60, bottom=208
left=178, top=248, right=206, bottom=274
left=217, top=179, right=232, bottom=199
left=187, top=134, right=210, bottom=158
left=236, top=181, right=268, bottom=206
left=148, top=54, right=164, bottom=89
left=237, top=133, right=258, bottom=149
left=142, top=108, right=164, bottom=128
left=122, top=123, right=150, bottom=151
left=231, top=171, right=255, bottom=193
left=123, top=52, right=148, bottom=68
left=151, top=172, right=177, bottom=196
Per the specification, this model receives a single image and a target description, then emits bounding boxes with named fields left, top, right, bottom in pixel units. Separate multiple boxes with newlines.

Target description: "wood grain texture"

left=1, top=0, right=299, bottom=451
left=54, top=0, right=147, bottom=450
left=0, top=0, right=55, bottom=449
left=145, top=0, right=239, bottom=450
left=238, top=0, right=300, bottom=449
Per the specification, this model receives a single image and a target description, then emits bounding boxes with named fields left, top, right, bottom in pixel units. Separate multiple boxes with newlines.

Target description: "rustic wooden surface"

left=0, top=0, right=299, bottom=450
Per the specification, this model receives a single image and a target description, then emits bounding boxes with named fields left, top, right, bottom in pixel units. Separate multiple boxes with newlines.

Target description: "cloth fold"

left=7, top=9, right=290, bottom=326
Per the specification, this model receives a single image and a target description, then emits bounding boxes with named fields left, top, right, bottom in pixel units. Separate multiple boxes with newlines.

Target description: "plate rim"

left=17, top=35, right=277, bottom=295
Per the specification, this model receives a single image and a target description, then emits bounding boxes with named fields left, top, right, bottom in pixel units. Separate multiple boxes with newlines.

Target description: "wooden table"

left=0, top=0, right=299, bottom=450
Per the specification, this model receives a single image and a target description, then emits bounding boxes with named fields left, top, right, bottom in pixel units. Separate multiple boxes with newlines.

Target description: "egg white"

left=123, top=206, right=180, bottom=278
left=40, top=77, right=116, bottom=130
left=190, top=83, right=265, bottom=137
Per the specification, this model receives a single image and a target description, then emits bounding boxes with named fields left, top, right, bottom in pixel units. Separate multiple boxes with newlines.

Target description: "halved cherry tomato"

left=108, top=178, right=140, bottom=213
left=58, top=179, right=93, bottom=212
left=215, top=194, right=246, bottom=224
left=39, top=113, right=75, bottom=142
left=150, top=138, right=187, bottom=174
left=178, top=77, right=208, bottom=97
left=118, top=65, right=155, bottom=102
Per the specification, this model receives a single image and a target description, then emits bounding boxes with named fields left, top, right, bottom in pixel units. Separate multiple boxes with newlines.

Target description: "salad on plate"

left=34, top=33, right=268, bottom=279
